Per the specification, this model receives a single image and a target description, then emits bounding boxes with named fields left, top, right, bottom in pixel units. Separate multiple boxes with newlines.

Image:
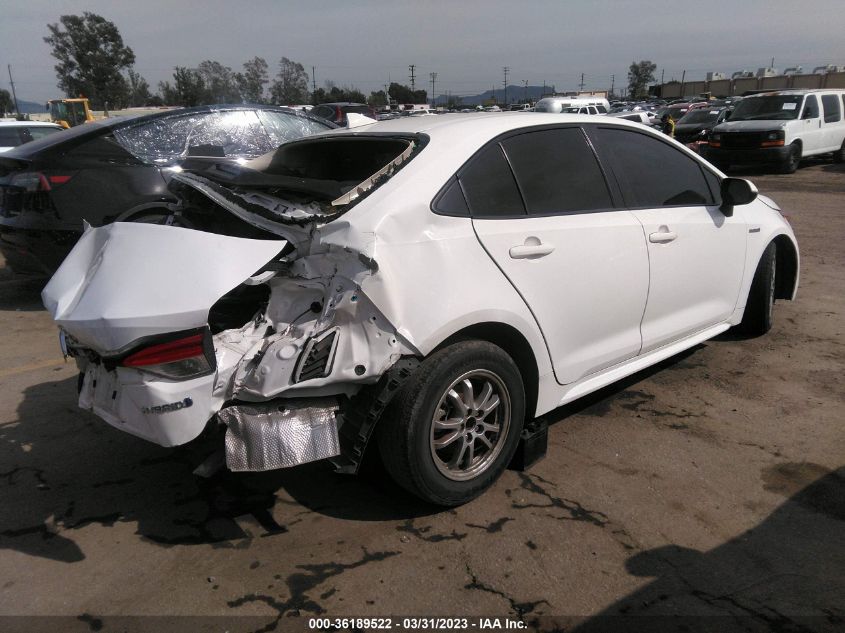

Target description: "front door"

left=588, top=125, right=747, bottom=353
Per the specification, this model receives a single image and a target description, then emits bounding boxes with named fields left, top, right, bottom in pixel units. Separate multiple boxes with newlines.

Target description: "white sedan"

left=43, top=113, right=799, bottom=505
left=0, top=120, right=63, bottom=152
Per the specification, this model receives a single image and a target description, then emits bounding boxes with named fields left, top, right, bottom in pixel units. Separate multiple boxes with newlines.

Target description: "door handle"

left=649, top=229, right=678, bottom=243
left=509, top=239, right=555, bottom=259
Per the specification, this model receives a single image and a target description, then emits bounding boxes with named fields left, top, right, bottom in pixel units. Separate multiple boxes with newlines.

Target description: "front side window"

left=592, top=127, right=714, bottom=207
left=27, top=127, right=62, bottom=141
left=802, top=95, right=819, bottom=119
left=501, top=127, right=612, bottom=214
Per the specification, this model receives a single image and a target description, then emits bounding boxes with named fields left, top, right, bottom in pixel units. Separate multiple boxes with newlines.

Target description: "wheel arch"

left=773, top=233, right=799, bottom=300
left=433, top=322, right=540, bottom=420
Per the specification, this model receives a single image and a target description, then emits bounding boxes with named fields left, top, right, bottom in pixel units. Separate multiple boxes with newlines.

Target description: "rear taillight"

left=10, top=171, right=51, bottom=192
left=121, top=330, right=215, bottom=379
left=8, top=171, right=74, bottom=192
left=48, top=174, right=73, bottom=186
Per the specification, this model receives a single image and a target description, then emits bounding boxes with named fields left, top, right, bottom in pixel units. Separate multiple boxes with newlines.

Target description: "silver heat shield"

left=219, top=398, right=340, bottom=472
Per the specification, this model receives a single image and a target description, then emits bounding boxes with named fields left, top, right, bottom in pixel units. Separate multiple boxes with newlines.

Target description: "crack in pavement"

left=465, top=517, right=514, bottom=533
left=511, top=473, right=609, bottom=527
left=510, top=473, right=639, bottom=551
left=227, top=547, right=400, bottom=632
left=397, top=519, right=467, bottom=542
left=463, top=563, right=548, bottom=620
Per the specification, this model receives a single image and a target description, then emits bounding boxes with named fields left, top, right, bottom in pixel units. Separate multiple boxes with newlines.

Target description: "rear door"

left=588, top=125, right=746, bottom=353
left=820, top=94, right=844, bottom=151
left=466, top=126, right=649, bottom=385
left=799, top=94, right=824, bottom=154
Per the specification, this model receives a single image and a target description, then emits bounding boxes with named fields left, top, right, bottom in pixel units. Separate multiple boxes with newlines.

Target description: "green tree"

left=311, top=83, right=367, bottom=105
left=126, top=68, right=152, bottom=107
left=387, top=82, right=426, bottom=104
left=628, top=60, right=657, bottom=99
left=368, top=90, right=388, bottom=107
left=44, top=12, right=135, bottom=109
left=236, top=57, right=269, bottom=104
left=197, top=60, right=240, bottom=103
left=270, top=57, right=309, bottom=105
left=169, top=67, right=206, bottom=107
left=0, top=89, right=12, bottom=114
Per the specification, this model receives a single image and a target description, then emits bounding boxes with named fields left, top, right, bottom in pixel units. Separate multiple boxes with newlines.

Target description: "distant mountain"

left=5, top=99, right=46, bottom=115
left=435, top=85, right=555, bottom=106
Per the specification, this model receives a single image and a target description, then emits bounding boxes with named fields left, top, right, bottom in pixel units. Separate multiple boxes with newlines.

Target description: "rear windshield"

left=729, top=95, right=803, bottom=121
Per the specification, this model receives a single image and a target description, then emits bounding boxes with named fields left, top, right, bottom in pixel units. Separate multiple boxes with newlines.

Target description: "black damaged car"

left=0, top=104, right=334, bottom=275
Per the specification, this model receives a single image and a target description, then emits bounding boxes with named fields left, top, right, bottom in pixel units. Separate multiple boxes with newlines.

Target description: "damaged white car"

left=43, top=114, right=799, bottom=506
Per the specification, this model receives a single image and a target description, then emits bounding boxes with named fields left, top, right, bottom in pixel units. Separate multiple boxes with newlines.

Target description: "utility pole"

left=680, top=69, right=686, bottom=98
left=429, top=72, right=437, bottom=107
left=522, top=79, right=528, bottom=102
left=502, top=66, right=509, bottom=104
left=311, top=67, right=316, bottom=94
left=7, top=65, right=20, bottom=116
left=579, top=72, right=585, bottom=92
left=610, top=74, right=615, bottom=98
left=408, top=64, right=416, bottom=92
left=661, top=68, right=665, bottom=84
left=543, top=80, right=546, bottom=96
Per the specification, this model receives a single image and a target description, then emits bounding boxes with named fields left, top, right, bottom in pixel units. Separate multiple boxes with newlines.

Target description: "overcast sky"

left=3, top=0, right=843, bottom=103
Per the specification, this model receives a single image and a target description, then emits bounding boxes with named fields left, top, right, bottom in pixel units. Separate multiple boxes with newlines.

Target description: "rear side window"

left=501, top=128, right=612, bottom=214
left=459, top=143, right=525, bottom=217
left=0, top=128, right=24, bottom=147
left=821, top=94, right=842, bottom=123
left=592, top=127, right=714, bottom=207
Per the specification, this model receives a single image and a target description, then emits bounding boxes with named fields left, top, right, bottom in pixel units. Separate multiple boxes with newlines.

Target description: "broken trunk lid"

left=42, top=222, right=286, bottom=354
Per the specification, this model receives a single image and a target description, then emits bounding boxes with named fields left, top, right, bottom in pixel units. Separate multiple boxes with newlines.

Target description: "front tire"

left=377, top=341, right=525, bottom=506
left=779, top=143, right=801, bottom=174
left=737, top=242, right=776, bottom=336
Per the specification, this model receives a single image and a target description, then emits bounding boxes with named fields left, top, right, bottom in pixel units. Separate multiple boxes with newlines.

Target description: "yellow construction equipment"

left=47, top=98, right=95, bottom=128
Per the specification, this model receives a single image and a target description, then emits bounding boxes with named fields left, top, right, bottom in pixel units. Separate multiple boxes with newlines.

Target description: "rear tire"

left=376, top=341, right=525, bottom=506
left=779, top=143, right=801, bottom=174
left=737, top=242, right=776, bottom=336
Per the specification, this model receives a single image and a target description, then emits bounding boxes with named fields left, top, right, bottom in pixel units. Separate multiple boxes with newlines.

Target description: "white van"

left=708, top=89, right=845, bottom=173
left=534, top=96, right=610, bottom=114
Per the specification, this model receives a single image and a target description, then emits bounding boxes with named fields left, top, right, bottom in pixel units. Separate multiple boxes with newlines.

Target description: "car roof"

left=0, top=120, right=63, bottom=128
left=313, top=112, right=647, bottom=142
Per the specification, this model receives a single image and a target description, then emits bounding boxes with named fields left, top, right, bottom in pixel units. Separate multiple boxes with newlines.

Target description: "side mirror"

left=720, top=177, right=757, bottom=217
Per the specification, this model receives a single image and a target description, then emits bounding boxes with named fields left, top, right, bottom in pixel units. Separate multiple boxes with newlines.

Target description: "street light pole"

left=430, top=72, right=437, bottom=108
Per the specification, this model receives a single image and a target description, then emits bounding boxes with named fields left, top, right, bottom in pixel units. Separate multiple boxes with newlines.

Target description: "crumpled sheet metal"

left=219, top=399, right=340, bottom=472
